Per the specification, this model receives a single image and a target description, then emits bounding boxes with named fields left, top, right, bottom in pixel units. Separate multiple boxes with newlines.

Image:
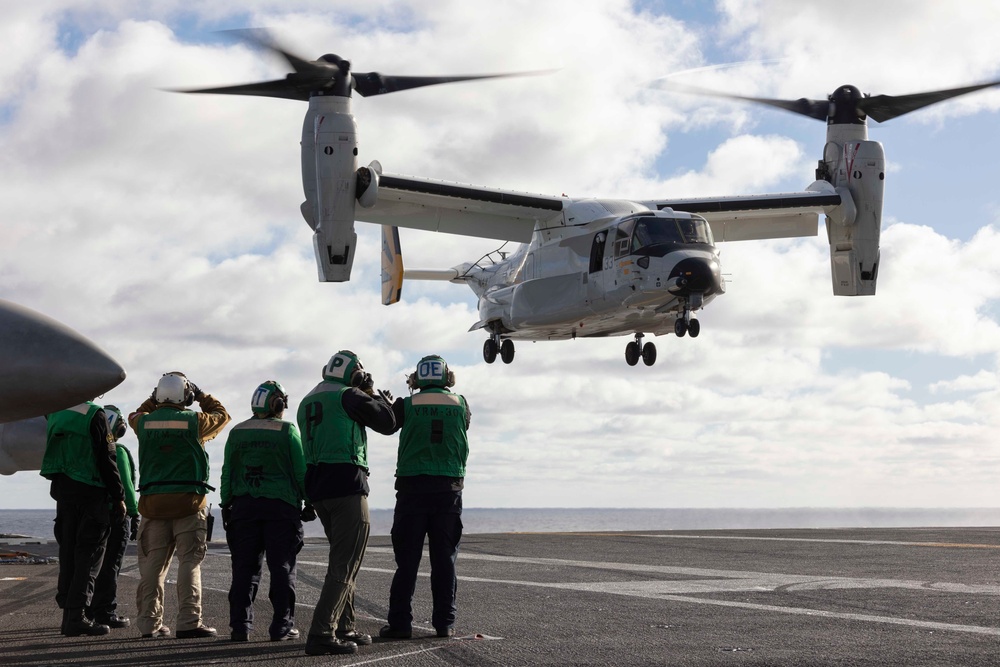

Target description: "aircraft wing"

left=358, top=173, right=566, bottom=243
left=641, top=181, right=844, bottom=242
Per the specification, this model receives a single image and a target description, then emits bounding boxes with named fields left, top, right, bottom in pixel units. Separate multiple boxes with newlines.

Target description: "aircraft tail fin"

left=381, top=225, right=404, bottom=305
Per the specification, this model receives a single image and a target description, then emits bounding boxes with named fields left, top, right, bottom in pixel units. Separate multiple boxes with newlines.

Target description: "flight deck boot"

left=63, top=609, right=110, bottom=636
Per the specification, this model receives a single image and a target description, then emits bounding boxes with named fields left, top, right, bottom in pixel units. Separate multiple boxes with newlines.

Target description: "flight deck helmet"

left=408, top=355, right=455, bottom=390
left=251, top=380, right=288, bottom=416
left=104, top=405, right=127, bottom=440
left=322, top=350, right=367, bottom=387
left=154, top=372, right=194, bottom=406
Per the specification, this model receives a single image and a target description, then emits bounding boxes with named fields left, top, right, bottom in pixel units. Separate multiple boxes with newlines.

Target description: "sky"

left=4, top=0, right=1000, bottom=510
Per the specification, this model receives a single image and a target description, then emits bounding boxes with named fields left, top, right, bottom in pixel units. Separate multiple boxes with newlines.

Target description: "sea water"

left=4, top=507, right=1000, bottom=540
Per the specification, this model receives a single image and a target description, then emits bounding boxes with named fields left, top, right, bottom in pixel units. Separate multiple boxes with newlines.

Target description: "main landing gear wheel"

left=625, top=341, right=640, bottom=366
left=688, top=318, right=701, bottom=338
left=674, top=318, right=688, bottom=337
left=641, top=341, right=657, bottom=366
left=483, top=339, right=498, bottom=364
left=500, top=339, right=515, bottom=364
left=626, top=333, right=654, bottom=366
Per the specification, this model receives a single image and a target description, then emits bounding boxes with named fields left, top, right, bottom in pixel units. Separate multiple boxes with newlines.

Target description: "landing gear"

left=625, top=341, right=640, bottom=366
left=641, top=341, right=656, bottom=366
left=500, top=339, right=515, bottom=364
left=625, top=333, right=655, bottom=366
left=484, top=334, right=515, bottom=364
left=674, top=305, right=701, bottom=339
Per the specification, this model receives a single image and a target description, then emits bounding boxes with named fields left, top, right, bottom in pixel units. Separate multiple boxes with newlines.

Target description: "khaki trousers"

left=308, top=495, right=370, bottom=637
left=135, top=508, right=208, bottom=634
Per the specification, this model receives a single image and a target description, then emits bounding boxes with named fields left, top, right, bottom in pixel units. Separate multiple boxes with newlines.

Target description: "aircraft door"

left=587, top=231, right=610, bottom=307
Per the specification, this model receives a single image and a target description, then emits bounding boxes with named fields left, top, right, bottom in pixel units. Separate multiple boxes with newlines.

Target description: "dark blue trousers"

left=387, top=491, right=463, bottom=632
left=226, top=496, right=304, bottom=638
left=51, top=482, right=110, bottom=611
left=89, top=513, right=128, bottom=619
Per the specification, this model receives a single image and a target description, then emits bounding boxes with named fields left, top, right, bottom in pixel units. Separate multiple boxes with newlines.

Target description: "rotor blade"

left=219, top=29, right=322, bottom=76
left=858, top=79, right=1000, bottom=123
left=353, top=71, right=553, bottom=97
left=654, top=82, right=830, bottom=121
left=171, top=79, right=312, bottom=101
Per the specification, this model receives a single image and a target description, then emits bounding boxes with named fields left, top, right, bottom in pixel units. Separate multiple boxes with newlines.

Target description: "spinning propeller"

left=175, top=30, right=545, bottom=101
left=662, top=78, right=1000, bottom=124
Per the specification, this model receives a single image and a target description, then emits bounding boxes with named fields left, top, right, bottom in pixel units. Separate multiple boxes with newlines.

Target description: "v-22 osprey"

left=178, top=32, right=1000, bottom=366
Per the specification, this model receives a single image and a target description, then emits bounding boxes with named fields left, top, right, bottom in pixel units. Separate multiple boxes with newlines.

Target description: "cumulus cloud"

left=3, top=1, right=1000, bottom=511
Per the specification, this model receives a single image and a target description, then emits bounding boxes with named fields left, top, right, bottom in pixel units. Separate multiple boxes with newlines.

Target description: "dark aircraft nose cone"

left=0, top=299, right=126, bottom=423
left=668, top=257, right=722, bottom=295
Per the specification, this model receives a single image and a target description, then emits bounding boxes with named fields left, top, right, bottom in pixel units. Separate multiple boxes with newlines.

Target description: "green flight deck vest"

left=297, top=382, right=368, bottom=469
left=136, top=407, right=212, bottom=495
left=397, top=388, right=469, bottom=478
left=223, top=417, right=304, bottom=509
left=40, top=402, right=104, bottom=488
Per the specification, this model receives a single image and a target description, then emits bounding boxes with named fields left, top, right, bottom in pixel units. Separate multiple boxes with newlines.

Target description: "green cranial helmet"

left=251, top=380, right=287, bottom=416
left=413, top=355, right=454, bottom=389
left=104, top=405, right=127, bottom=440
left=322, top=350, right=364, bottom=386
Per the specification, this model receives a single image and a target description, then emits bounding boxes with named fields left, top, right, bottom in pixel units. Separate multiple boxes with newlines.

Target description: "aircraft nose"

left=668, top=256, right=722, bottom=295
left=0, top=300, right=126, bottom=423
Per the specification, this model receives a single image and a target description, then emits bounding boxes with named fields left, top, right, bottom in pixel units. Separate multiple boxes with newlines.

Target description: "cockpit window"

left=630, top=215, right=712, bottom=250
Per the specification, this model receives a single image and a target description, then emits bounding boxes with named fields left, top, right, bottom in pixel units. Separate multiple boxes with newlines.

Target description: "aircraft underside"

left=480, top=291, right=718, bottom=366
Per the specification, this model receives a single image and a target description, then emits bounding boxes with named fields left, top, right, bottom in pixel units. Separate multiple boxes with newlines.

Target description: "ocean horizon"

left=4, top=507, right=1000, bottom=540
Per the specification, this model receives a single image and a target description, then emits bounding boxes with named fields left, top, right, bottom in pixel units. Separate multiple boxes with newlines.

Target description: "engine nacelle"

left=301, top=95, right=360, bottom=282
left=821, top=134, right=884, bottom=296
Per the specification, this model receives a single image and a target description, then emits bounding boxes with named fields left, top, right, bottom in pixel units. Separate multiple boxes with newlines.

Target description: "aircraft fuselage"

left=469, top=204, right=723, bottom=341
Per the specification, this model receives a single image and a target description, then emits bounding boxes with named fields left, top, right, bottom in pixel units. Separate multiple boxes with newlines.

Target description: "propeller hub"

left=828, top=84, right=866, bottom=125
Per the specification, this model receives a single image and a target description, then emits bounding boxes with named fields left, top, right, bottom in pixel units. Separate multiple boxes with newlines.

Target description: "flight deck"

left=2, top=527, right=1000, bottom=666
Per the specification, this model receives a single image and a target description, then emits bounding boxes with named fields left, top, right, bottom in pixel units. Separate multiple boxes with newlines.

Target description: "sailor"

left=129, top=372, right=230, bottom=639
left=380, top=355, right=470, bottom=640
left=299, top=350, right=396, bottom=656
left=86, top=405, right=139, bottom=629
left=40, top=400, right=126, bottom=637
left=221, top=380, right=313, bottom=642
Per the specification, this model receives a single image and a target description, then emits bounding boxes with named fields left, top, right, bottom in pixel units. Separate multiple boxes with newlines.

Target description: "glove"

left=300, top=504, right=317, bottom=522
left=221, top=506, right=232, bottom=531
left=187, top=380, right=205, bottom=401
left=377, top=389, right=394, bottom=405
left=129, top=515, right=140, bottom=541
left=358, top=372, right=374, bottom=394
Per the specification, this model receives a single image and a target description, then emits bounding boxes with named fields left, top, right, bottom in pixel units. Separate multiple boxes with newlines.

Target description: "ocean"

left=4, top=507, right=1000, bottom=540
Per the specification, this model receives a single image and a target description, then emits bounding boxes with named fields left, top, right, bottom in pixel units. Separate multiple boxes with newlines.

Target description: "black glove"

left=358, top=372, right=374, bottom=394
left=188, top=380, right=205, bottom=401
left=129, top=515, right=140, bottom=541
left=221, top=506, right=232, bottom=531
left=300, top=504, right=317, bottom=522
left=377, top=389, right=394, bottom=405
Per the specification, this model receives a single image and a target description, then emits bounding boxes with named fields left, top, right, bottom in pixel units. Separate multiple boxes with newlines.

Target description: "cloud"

left=3, top=1, right=1000, bottom=511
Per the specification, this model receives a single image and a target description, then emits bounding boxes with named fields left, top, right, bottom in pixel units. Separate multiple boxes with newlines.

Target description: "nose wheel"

left=674, top=312, right=700, bottom=338
left=625, top=333, right=656, bottom=366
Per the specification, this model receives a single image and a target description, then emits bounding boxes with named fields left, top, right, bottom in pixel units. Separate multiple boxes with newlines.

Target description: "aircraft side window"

left=589, top=232, right=606, bottom=273
left=614, top=221, right=634, bottom=259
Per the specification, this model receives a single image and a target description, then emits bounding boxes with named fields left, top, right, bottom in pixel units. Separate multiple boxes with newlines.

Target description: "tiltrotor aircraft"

left=179, top=32, right=1000, bottom=366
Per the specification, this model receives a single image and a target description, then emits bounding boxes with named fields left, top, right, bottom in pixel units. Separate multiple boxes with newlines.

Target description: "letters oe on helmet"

left=411, top=355, right=454, bottom=389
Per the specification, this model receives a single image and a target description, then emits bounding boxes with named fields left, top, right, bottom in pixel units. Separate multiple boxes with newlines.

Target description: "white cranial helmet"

left=154, top=373, right=190, bottom=405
